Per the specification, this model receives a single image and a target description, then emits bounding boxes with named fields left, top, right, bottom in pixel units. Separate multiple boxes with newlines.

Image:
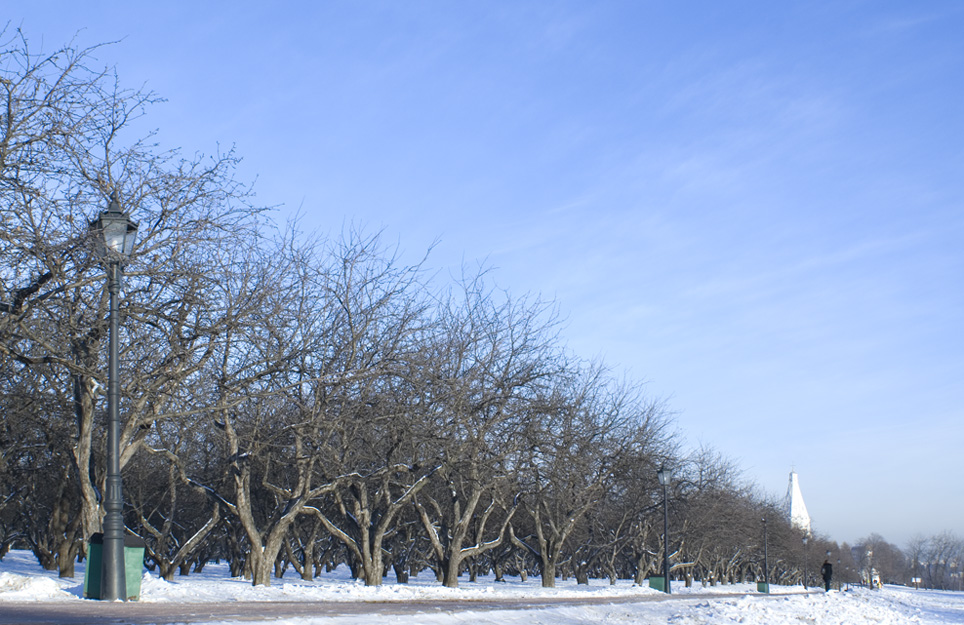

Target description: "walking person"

left=820, top=559, right=833, bottom=592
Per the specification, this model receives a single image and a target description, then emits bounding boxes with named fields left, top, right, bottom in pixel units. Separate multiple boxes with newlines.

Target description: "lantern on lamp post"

left=89, top=191, right=138, bottom=601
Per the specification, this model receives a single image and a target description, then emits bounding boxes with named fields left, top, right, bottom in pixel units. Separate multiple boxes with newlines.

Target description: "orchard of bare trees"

left=0, top=32, right=955, bottom=592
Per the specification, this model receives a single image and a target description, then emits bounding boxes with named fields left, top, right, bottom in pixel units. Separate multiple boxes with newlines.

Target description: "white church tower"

left=785, top=470, right=812, bottom=536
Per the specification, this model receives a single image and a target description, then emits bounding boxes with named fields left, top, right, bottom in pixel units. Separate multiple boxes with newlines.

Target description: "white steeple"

left=785, top=470, right=811, bottom=535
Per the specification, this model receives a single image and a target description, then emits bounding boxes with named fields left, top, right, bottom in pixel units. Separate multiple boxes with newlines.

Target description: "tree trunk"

left=361, top=551, right=385, bottom=587
left=297, top=529, right=317, bottom=581
left=541, top=561, right=556, bottom=587
left=56, top=539, right=79, bottom=578
left=393, top=561, right=409, bottom=584
left=157, top=561, right=175, bottom=581
left=72, top=374, right=104, bottom=543
left=575, top=566, right=589, bottom=585
left=248, top=549, right=271, bottom=587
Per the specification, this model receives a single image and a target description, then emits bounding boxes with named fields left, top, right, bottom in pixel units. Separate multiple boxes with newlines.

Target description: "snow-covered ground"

left=1, top=549, right=962, bottom=624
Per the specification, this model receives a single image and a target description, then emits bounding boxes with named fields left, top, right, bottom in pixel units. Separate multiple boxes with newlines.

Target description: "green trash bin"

left=757, top=581, right=770, bottom=593
left=648, top=576, right=666, bottom=592
left=83, top=533, right=146, bottom=600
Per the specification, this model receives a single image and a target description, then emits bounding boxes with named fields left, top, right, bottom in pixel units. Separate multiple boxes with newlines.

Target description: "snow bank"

left=0, top=570, right=75, bottom=601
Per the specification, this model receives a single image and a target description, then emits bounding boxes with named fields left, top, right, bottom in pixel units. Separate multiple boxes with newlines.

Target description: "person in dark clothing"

left=820, top=560, right=833, bottom=591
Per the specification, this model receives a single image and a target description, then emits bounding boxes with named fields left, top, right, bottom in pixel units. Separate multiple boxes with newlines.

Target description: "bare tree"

left=193, top=229, right=433, bottom=587
left=1, top=30, right=260, bottom=576
left=412, top=276, right=556, bottom=588
left=921, top=531, right=961, bottom=589
left=673, top=445, right=753, bottom=586
left=853, top=533, right=905, bottom=586
left=296, top=233, right=437, bottom=587
left=511, top=366, right=670, bottom=587
left=124, top=419, right=223, bottom=581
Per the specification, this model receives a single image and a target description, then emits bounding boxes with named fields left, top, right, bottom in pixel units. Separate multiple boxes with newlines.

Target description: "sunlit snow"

left=1, top=550, right=961, bottom=624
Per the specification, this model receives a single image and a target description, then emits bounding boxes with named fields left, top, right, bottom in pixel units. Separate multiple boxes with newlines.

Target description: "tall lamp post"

left=89, top=191, right=138, bottom=601
left=803, top=535, right=809, bottom=589
left=657, top=466, right=671, bottom=594
left=762, top=518, right=769, bottom=592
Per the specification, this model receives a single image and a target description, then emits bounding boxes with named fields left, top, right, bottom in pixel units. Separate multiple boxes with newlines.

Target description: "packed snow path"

left=0, top=592, right=801, bottom=625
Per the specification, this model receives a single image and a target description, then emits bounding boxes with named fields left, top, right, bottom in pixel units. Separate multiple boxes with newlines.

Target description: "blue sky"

left=12, top=2, right=963, bottom=547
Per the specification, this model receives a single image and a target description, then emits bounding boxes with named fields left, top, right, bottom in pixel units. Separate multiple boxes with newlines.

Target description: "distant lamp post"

left=657, top=466, right=671, bottom=594
left=762, top=518, right=769, bottom=591
left=89, top=191, right=138, bottom=601
left=803, top=535, right=809, bottom=590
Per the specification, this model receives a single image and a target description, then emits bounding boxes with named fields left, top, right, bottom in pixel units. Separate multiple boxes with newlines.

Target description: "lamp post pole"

left=90, top=192, right=137, bottom=601
left=102, top=258, right=126, bottom=601
left=803, top=535, right=809, bottom=590
left=657, top=466, right=671, bottom=594
left=763, top=518, right=769, bottom=591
